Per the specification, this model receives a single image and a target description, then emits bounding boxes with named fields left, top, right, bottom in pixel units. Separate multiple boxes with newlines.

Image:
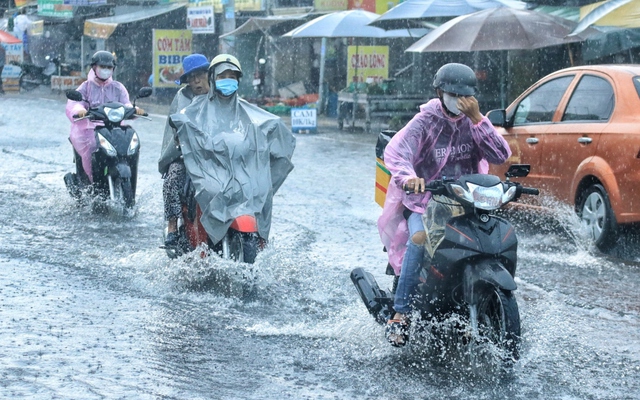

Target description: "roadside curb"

left=3, top=88, right=390, bottom=136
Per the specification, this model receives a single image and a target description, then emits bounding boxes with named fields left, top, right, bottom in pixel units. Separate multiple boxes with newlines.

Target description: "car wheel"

left=579, top=184, right=618, bottom=250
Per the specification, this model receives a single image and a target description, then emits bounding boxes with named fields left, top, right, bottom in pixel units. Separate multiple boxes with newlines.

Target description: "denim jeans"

left=393, top=212, right=426, bottom=314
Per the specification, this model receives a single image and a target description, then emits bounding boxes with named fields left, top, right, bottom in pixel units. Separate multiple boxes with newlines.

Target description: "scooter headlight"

left=502, top=185, right=517, bottom=204
left=97, top=133, right=117, bottom=157
left=105, top=106, right=125, bottom=123
left=128, top=132, right=140, bottom=155
left=464, top=182, right=505, bottom=211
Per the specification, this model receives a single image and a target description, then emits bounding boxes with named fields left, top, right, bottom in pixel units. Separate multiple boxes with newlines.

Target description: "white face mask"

left=442, top=93, right=461, bottom=115
left=96, top=68, right=113, bottom=80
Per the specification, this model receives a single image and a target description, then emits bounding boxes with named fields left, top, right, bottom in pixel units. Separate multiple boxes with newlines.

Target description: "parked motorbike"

left=63, top=87, right=152, bottom=215
left=10, top=56, right=55, bottom=91
left=351, top=164, right=539, bottom=364
left=162, top=178, right=264, bottom=263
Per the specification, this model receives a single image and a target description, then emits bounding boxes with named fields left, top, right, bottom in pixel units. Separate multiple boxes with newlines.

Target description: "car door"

left=542, top=73, right=613, bottom=204
left=494, top=75, right=575, bottom=191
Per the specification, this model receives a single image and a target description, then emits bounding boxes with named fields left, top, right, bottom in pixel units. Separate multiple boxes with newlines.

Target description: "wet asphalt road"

left=0, top=93, right=639, bottom=399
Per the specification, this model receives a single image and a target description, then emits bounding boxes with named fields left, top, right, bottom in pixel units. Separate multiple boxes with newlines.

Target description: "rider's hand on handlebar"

left=405, top=177, right=425, bottom=193
left=135, top=106, right=145, bottom=115
left=77, top=109, right=88, bottom=118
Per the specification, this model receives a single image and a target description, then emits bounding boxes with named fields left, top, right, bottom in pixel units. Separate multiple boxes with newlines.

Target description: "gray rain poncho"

left=158, top=85, right=199, bottom=175
left=170, top=89, right=296, bottom=245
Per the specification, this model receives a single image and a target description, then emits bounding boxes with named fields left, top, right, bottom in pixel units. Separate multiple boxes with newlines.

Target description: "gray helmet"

left=91, top=51, right=116, bottom=68
left=432, top=63, right=477, bottom=96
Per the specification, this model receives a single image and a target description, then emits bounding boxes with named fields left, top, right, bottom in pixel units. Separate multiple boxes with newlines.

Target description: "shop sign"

left=63, top=0, right=107, bottom=5
left=152, top=29, right=193, bottom=88
left=188, top=0, right=262, bottom=13
left=187, top=5, right=215, bottom=33
left=291, top=107, right=317, bottom=133
left=347, top=45, right=389, bottom=84
left=1, top=43, right=24, bottom=79
left=347, top=0, right=400, bottom=14
left=314, top=0, right=347, bottom=11
left=51, top=76, right=86, bottom=91
left=37, top=0, right=73, bottom=18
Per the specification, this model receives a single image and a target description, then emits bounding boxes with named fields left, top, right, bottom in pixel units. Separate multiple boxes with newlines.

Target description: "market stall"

left=337, top=90, right=424, bottom=132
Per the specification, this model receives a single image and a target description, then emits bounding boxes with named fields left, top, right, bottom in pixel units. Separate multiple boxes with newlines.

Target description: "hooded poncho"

left=170, top=88, right=296, bottom=244
left=378, top=98, right=512, bottom=274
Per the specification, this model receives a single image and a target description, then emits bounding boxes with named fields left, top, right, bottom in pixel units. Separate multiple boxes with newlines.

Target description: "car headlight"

left=452, top=182, right=506, bottom=211
left=98, top=133, right=117, bottom=157
left=128, top=132, right=139, bottom=155
left=105, top=106, right=125, bottom=123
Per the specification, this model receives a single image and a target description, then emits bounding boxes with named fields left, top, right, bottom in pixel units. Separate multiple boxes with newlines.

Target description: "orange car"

left=487, top=65, right=640, bottom=250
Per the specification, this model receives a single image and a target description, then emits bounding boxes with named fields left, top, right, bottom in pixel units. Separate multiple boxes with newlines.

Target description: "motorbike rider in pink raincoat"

left=65, top=51, right=145, bottom=182
left=378, top=63, right=512, bottom=346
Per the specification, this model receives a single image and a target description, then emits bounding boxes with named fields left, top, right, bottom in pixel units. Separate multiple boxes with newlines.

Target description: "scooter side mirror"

left=137, top=87, right=153, bottom=99
left=505, top=164, right=530, bottom=178
left=65, top=89, right=84, bottom=102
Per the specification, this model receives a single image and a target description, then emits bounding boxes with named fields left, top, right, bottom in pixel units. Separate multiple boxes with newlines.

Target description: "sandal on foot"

left=386, top=318, right=409, bottom=347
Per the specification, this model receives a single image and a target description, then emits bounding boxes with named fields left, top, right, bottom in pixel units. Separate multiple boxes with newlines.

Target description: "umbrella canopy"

left=369, top=0, right=527, bottom=30
left=0, top=30, right=22, bottom=45
left=406, top=8, right=596, bottom=53
left=570, top=0, right=640, bottom=36
left=282, top=9, right=387, bottom=38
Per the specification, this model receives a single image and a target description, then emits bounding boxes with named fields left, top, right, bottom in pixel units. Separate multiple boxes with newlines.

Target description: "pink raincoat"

left=65, top=69, right=132, bottom=181
left=378, top=99, right=512, bottom=274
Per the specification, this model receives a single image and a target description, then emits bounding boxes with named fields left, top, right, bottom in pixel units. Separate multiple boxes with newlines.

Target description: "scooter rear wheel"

left=227, top=231, right=259, bottom=264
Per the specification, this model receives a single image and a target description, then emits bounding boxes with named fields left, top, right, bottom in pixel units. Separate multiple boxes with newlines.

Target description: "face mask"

left=442, top=93, right=461, bottom=115
left=215, top=78, right=238, bottom=97
left=96, top=68, right=113, bottom=80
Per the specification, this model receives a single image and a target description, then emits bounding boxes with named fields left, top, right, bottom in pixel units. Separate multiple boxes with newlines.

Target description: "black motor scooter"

left=63, top=87, right=152, bottom=214
left=351, top=164, right=538, bottom=363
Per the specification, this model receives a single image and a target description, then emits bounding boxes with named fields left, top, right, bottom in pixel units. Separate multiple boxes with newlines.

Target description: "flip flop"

left=386, top=318, right=409, bottom=347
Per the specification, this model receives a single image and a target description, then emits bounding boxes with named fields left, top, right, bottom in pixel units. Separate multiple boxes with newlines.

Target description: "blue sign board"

left=291, top=107, right=317, bottom=133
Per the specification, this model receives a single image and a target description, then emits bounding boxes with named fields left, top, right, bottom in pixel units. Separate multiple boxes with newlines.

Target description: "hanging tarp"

left=582, top=26, right=640, bottom=60
left=84, top=3, right=186, bottom=39
left=579, top=0, right=640, bottom=30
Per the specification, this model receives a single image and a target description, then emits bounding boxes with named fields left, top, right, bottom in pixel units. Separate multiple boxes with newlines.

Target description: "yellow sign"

left=84, top=20, right=117, bottom=40
left=376, top=0, right=401, bottom=14
left=347, top=45, right=389, bottom=84
left=152, top=29, right=193, bottom=88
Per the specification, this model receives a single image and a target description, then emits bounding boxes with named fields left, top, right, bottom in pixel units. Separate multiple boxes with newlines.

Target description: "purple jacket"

left=378, top=99, right=512, bottom=273
left=65, top=69, right=132, bottom=121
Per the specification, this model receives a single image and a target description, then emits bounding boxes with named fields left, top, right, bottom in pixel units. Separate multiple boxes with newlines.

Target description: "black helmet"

left=432, top=63, right=477, bottom=96
left=91, top=51, right=116, bottom=68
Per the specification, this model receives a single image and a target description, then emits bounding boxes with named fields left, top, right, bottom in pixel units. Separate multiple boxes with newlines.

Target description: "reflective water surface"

left=1, top=96, right=638, bottom=399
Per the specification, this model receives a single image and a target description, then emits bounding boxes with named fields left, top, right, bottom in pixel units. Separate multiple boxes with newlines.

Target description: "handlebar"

left=520, top=187, right=539, bottom=196
left=403, top=179, right=445, bottom=195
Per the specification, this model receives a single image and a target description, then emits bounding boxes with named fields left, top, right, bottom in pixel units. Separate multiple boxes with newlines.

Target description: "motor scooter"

left=63, top=87, right=152, bottom=215
left=162, top=176, right=264, bottom=263
left=352, top=162, right=539, bottom=364
left=10, top=55, right=57, bottom=91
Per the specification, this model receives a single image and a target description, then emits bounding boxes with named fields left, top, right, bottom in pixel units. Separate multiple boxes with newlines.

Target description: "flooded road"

left=1, top=95, right=639, bottom=399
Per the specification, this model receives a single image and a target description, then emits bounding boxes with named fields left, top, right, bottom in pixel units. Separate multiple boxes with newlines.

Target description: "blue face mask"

left=216, top=78, right=238, bottom=96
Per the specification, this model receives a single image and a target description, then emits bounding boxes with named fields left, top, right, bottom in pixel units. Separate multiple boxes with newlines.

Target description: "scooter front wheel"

left=474, top=288, right=521, bottom=363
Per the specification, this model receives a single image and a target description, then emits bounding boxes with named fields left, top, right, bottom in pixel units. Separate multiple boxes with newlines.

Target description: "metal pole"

left=318, top=37, right=326, bottom=115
